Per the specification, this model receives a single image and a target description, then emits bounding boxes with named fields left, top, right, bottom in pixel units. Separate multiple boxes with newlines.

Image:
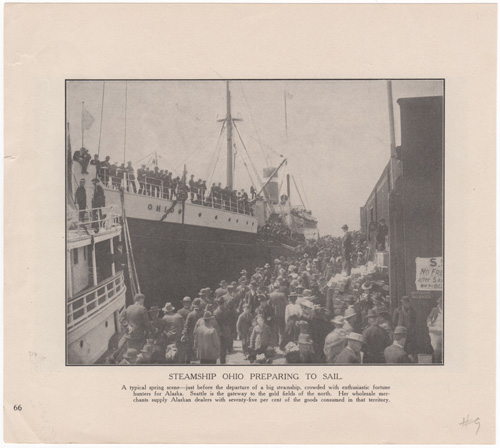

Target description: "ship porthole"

left=80, top=340, right=83, bottom=348
left=215, top=215, right=218, bottom=220
left=198, top=213, right=202, bottom=217
left=228, top=218, right=231, bottom=222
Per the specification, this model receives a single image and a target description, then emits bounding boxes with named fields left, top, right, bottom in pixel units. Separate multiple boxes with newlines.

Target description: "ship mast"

left=226, top=81, right=233, bottom=190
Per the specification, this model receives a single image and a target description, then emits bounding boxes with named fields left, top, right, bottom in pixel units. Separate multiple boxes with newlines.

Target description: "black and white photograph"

left=66, top=79, right=443, bottom=366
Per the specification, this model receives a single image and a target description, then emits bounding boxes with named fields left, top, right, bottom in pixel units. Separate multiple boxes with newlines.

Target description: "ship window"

left=83, top=247, right=87, bottom=261
left=178, top=209, right=182, bottom=214
left=105, top=321, right=108, bottom=328
left=198, top=213, right=202, bottom=217
left=73, top=249, right=79, bottom=265
left=80, top=340, right=83, bottom=348
left=252, top=222, right=254, bottom=226
left=215, top=215, right=218, bottom=220
left=228, top=218, right=231, bottom=222
left=246, top=221, right=248, bottom=225
left=236, top=219, right=239, bottom=223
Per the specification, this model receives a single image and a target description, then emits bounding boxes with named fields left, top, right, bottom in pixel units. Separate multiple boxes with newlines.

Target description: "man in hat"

left=177, top=297, right=192, bottom=322
left=249, top=314, right=273, bottom=362
left=181, top=298, right=204, bottom=363
left=137, top=164, right=146, bottom=195
left=335, top=333, right=365, bottom=364
left=136, top=339, right=155, bottom=364
left=341, top=224, right=353, bottom=276
left=213, top=297, right=232, bottom=364
left=119, top=293, right=156, bottom=351
left=384, top=326, right=411, bottom=364
left=73, top=146, right=91, bottom=174
left=199, top=287, right=215, bottom=312
left=162, top=302, right=184, bottom=349
left=215, top=280, right=228, bottom=298
left=244, top=281, right=259, bottom=313
left=324, top=316, right=347, bottom=363
left=119, top=348, right=138, bottom=365
left=125, top=161, right=137, bottom=193
left=91, top=177, right=106, bottom=222
left=297, top=289, right=316, bottom=306
left=237, top=304, right=254, bottom=359
left=75, top=178, right=87, bottom=221
left=285, top=293, right=301, bottom=324
left=343, top=307, right=362, bottom=335
left=392, top=296, right=417, bottom=360
left=269, top=283, right=287, bottom=346
left=376, top=218, right=389, bottom=251
left=222, top=285, right=239, bottom=351
left=427, top=294, right=443, bottom=363
left=148, top=306, right=166, bottom=349
left=193, top=311, right=221, bottom=364
left=362, top=308, right=391, bottom=363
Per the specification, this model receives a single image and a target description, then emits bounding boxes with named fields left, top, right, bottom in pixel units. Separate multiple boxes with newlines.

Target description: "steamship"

left=68, top=82, right=318, bottom=312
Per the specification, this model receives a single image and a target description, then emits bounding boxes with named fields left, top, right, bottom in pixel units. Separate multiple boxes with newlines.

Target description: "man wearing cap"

left=341, top=224, right=353, bottom=276
left=324, top=316, right=347, bottom=363
left=214, top=297, right=232, bottom=364
left=384, top=326, right=411, bottom=364
left=343, top=307, right=362, bottom=335
left=182, top=298, right=204, bottom=364
left=335, top=333, right=365, bottom=364
left=193, top=311, right=221, bottom=364
left=177, top=297, right=192, bottom=322
left=362, top=308, right=392, bottom=363
left=269, top=283, right=287, bottom=346
left=119, top=293, right=156, bottom=351
left=392, top=296, right=417, bottom=360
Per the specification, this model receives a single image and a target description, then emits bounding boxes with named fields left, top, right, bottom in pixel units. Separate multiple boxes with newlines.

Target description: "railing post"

left=110, top=236, right=115, bottom=276
left=91, top=245, right=98, bottom=287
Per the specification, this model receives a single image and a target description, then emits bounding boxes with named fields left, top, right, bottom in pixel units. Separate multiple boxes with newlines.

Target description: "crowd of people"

left=73, top=149, right=254, bottom=215
left=112, top=230, right=442, bottom=365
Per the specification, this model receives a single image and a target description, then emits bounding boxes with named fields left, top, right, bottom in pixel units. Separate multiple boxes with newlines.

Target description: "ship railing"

left=99, top=168, right=254, bottom=216
left=67, top=271, right=125, bottom=331
left=67, top=205, right=121, bottom=237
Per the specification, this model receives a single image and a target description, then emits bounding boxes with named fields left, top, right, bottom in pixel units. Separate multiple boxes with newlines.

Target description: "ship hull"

left=127, top=218, right=292, bottom=308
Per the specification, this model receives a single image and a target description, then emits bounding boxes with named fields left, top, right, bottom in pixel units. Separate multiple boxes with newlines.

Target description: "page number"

left=13, top=404, right=22, bottom=411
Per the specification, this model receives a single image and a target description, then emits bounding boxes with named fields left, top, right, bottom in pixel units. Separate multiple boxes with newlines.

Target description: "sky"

left=67, top=79, right=443, bottom=236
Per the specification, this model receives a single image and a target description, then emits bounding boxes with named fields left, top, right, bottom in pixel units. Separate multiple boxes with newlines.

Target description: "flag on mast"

left=82, top=104, right=95, bottom=131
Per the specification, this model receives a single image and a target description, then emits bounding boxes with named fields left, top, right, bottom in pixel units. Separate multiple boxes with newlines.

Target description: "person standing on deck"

left=75, top=178, right=87, bottom=221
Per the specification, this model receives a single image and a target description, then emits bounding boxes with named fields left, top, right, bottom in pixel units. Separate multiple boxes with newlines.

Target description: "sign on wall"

left=415, top=257, right=443, bottom=291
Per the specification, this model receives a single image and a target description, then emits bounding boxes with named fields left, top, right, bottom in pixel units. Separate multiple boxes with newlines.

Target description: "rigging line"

left=239, top=83, right=270, bottom=166
left=298, top=174, right=310, bottom=209
left=134, top=151, right=155, bottom=166
left=97, top=82, right=106, bottom=157
left=292, top=175, right=306, bottom=209
left=123, top=81, right=128, bottom=164
left=237, top=128, right=283, bottom=158
left=172, top=126, right=222, bottom=174
left=233, top=121, right=264, bottom=189
left=208, top=129, right=224, bottom=187
left=206, top=120, right=226, bottom=182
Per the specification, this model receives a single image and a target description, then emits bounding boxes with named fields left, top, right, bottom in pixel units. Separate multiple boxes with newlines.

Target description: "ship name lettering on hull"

left=147, top=204, right=170, bottom=213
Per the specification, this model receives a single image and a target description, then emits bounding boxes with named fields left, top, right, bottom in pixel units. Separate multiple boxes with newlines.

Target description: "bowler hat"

left=148, top=306, right=160, bottom=314
left=182, top=296, right=192, bottom=303
left=344, top=307, right=358, bottom=319
left=393, top=326, right=407, bottom=335
left=192, top=298, right=203, bottom=308
left=341, top=224, right=348, bottom=230
left=366, top=308, right=379, bottom=318
left=346, top=333, right=365, bottom=344
left=203, top=311, right=214, bottom=320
